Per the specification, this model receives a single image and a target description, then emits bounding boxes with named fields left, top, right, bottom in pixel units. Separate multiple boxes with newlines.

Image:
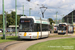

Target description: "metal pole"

left=62, top=19, right=63, bottom=23
left=23, top=5, right=24, bottom=16
left=56, top=12, right=57, bottom=24
left=63, top=19, right=64, bottom=23
left=15, top=0, right=17, bottom=36
left=29, top=8, right=31, bottom=16
left=68, top=18, right=69, bottom=23
left=40, top=17, right=42, bottom=38
left=67, top=18, right=69, bottom=23
left=72, top=10, right=73, bottom=24
left=29, top=8, right=30, bottom=16
left=5, top=12, right=7, bottom=40
left=63, top=15, right=64, bottom=23
left=2, top=0, right=5, bottom=39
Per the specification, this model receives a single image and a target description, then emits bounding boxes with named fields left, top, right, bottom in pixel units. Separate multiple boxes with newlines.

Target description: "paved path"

left=0, top=41, right=25, bottom=50
left=3, top=36, right=75, bottom=50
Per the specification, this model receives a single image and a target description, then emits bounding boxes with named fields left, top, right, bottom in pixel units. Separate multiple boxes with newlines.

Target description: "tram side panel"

left=18, top=32, right=41, bottom=39
left=18, top=31, right=50, bottom=39
left=42, top=31, right=50, bottom=37
left=41, top=24, right=50, bottom=38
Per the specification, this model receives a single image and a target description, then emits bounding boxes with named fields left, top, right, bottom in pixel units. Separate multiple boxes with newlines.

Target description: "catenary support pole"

left=15, top=0, right=17, bottom=36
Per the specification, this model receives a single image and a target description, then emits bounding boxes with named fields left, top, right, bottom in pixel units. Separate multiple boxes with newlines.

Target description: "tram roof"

left=59, top=23, right=67, bottom=25
left=20, top=16, right=48, bottom=21
left=20, top=16, right=50, bottom=24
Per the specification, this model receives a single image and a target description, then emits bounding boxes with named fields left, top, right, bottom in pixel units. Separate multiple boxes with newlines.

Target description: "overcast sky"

left=0, top=0, right=75, bottom=20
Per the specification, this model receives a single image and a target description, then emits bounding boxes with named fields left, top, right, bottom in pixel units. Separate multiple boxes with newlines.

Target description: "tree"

left=17, top=15, right=20, bottom=25
left=7, top=14, right=14, bottom=27
left=11, top=11, right=16, bottom=19
left=0, top=14, right=3, bottom=28
left=0, top=11, right=25, bottom=28
left=48, top=18, right=55, bottom=25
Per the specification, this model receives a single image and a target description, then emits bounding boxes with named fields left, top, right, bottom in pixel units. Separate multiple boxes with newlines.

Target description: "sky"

left=0, top=0, right=75, bottom=20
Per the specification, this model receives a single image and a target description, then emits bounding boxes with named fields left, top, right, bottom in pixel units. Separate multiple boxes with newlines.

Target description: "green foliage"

left=11, top=11, right=16, bottom=19
left=48, top=18, right=55, bottom=25
left=0, top=11, right=21, bottom=28
left=7, top=14, right=14, bottom=27
left=0, top=15, right=3, bottom=28
left=17, top=15, right=20, bottom=25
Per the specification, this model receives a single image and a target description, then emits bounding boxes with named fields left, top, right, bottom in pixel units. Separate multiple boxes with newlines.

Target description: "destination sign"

left=20, top=20, right=30, bottom=23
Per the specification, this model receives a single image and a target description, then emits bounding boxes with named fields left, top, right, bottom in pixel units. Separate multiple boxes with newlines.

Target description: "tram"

left=58, top=23, right=67, bottom=35
left=18, top=16, right=50, bottom=39
left=53, top=24, right=58, bottom=33
left=68, top=25, right=74, bottom=33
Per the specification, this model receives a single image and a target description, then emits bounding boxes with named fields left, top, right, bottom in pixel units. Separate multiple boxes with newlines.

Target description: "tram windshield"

left=58, top=24, right=66, bottom=30
left=19, top=19, right=34, bottom=32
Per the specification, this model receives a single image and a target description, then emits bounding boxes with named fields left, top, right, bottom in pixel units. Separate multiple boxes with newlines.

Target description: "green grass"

left=49, top=35, right=71, bottom=37
left=0, top=36, right=21, bottom=43
left=0, top=32, right=16, bottom=35
left=27, top=38, right=75, bottom=50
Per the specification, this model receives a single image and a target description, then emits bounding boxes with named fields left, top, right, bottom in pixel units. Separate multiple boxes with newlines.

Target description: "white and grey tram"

left=58, top=23, right=67, bottom=35
left=18, top=16, right=50, bottom=39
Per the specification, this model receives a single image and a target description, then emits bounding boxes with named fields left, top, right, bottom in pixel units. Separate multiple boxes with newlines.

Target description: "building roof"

left=9, top=25, right=19, bottom=27
left=63, top=10, right=75, bottom=24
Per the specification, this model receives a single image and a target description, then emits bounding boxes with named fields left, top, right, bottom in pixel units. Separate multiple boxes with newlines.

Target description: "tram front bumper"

left=18, top=36, right=37, bottom=39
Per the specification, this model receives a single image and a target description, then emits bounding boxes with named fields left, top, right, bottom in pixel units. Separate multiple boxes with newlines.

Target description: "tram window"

left=42, top=24, right=49, bottom=31
left=19, top=18, right=34, bottom=32
left=65, top=27, right=67, bottom=30
left=33, top=24, right=49, bottom=32
left=19, top=24, right=22, bottom=29
left=34, top=24, right=40, bottom=32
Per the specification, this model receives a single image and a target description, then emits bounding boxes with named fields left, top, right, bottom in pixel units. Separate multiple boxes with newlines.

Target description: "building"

left=63, top=10, right=75, bottom=24
left=7, top=25, right=19, bottom=32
